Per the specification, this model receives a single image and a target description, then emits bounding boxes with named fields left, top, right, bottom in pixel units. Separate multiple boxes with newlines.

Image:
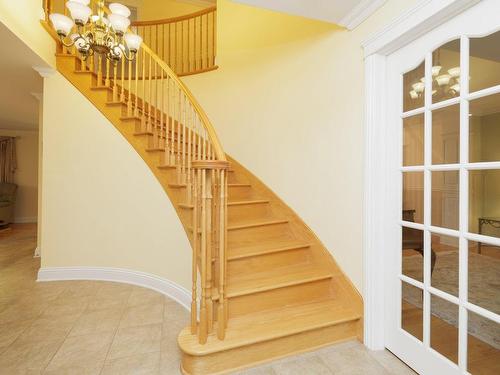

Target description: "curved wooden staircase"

left=42, top=2, right=363, bottom=374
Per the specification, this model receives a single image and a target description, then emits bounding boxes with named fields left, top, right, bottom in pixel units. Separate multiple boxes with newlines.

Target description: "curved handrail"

left=131, top=6, right=217, bottom=26
left=140, top=42, right=225, bottom=161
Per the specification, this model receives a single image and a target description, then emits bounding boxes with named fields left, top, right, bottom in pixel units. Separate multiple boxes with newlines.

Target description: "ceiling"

left=230, top=0, right=387, bottom=29
left=0, top=23, right=47, bottom=131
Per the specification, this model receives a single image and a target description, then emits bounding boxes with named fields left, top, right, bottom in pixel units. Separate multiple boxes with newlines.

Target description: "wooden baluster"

left=127, top=59, right=132, bottom=116
left=194, top=16, right=198, bottom=71
left=113, top=62, right=118, bottom=102
left=182, top=96, right=187, bottom=184
left=205, top=168, right=213, bottom=335
left=167, top=24, right=171, bottom=67
left=170, top=80, right=175, bottom=166
left=222, top=167, right=228, bottom=329
left=213, top=10, right=217, bottom=66
left=174, top=23, right=178, bottom=73
left=173, top=86, right=178, bottom=168
left=176, top=88, right=181, bottom=182
left=199, top=15, right=203, bottom=69
left=147, top=53, right=152, bottom=132
left=186, top=19, right=191, bottom=72
left=120, top=57, right=125, bottom=102
left=155, top=24, right=158, bottom=56
left=203, top=128, right=207, bottom=160
left=198, top=169, right=208, bottom=344
left=141, top=48, right=146, bottom=130
left=155, top=62, right=159, bottom=148
left=165, top=77, right=171, bottom=165
left=206, top=14, right=209, bottom=69
left=134, top=52, right=139, bottom=117
left=187, top=105, right=193, bottom=205
left=97, top=55, right=103, bottom=86
left=105, top=58, right=110, bottom=87
left=217, top=169, right=226, bottom=340
left=160, top=69, right=164, bottom=150
left=191, top=167, right=199, bottom=334
left=197, top=116, right=201, bottom=161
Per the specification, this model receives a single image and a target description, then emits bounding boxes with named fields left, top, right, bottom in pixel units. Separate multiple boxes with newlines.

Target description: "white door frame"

left=361, top=0, right=481, bottom=350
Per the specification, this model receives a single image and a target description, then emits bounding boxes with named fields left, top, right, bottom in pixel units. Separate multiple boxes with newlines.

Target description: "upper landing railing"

left=132, top=6, right=217, bottom=77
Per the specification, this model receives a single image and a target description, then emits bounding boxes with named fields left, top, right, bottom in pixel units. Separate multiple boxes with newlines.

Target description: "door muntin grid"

left=399, top=32, right=500, bottom=373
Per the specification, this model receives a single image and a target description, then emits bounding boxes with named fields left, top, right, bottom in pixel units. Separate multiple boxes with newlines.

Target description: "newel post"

left=192, top=160, right=229, bottom=344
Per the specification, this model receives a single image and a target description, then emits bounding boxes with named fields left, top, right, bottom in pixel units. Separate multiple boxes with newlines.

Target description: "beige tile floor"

left=0, top=224, right=416, bottom=374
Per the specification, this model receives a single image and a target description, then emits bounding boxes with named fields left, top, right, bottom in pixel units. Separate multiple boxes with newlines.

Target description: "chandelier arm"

left=114, top=42, right=134, bottom=61
left=59, top=35, right=76, bottom=48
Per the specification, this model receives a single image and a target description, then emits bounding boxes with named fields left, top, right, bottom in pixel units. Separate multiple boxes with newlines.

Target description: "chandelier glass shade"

left=408, top=65, right=463, bottom=100
left=49, top=0, right=142, bottom=63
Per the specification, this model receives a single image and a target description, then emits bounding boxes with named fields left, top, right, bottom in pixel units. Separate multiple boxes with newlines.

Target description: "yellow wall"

left=182, top=0, right=420, bottom=292
left=140, top=0, right=207, bottom=21
left=0, top=0, right=56, bottom=66
left=41, top=72, right=192, bottom=290
left=0, top=129, right=39, bottom=223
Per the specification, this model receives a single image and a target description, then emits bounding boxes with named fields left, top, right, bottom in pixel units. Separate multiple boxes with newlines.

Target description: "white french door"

left=385, top=1, right=500, bottom=374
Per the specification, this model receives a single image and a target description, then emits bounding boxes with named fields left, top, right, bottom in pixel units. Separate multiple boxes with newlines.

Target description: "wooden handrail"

left=131, top=6, right=217, bottom=26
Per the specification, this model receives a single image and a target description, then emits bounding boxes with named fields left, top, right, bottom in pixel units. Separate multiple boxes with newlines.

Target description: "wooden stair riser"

left=226, top=278, right=333, bottom=318
left=180, top=200, right=274, bottom=228
left=181, top=319, right=360, bottom=375
left=228, top=247, right=310, bottom=277
left=228, top=222, right=293, bottom=246
left=226, top=185, right=254, bottom=200
left=227, top=202, right=271, bottom=223
left=138, top=133, right=203, bottom=152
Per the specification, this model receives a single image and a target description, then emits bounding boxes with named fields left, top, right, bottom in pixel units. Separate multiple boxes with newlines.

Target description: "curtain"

left=0, top=137, right=17, bottom=183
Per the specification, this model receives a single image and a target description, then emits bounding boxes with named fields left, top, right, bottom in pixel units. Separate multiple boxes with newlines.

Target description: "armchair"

left=0, top=182, right=17, bottom=226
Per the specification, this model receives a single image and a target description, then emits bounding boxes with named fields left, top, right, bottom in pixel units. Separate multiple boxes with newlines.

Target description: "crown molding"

left=338, top=0, right=387, bottom=30
left=362, top=0, right=481, bottom=57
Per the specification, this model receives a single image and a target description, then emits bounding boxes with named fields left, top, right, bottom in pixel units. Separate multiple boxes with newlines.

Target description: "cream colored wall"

left=41, top=72, right=192, bottom=290
left=0, top=129, right=39, bottom=223
left=0, top=0, right=56, bottom=67
left=182, top=0, right=420, bottom=292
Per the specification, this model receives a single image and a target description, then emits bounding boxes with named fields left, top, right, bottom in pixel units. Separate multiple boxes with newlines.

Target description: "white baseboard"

left=37, top=266, right=191, bottom=310
left=14, top=216, right=38, bottom=224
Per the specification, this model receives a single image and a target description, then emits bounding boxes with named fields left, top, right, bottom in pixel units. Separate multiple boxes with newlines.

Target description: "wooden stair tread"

left=158, top=164, right=234, bottom=172
left=229, top=240, right=311, bottom=260
left=178, top=299, right=361, bottom=355
left=179, top=199, right=269, bottom=210
left=227, top=218, right=288, bottom=231
left=169, top=183, right=249, bottom=189
left=226, top=262, right=333, bottom=297
left=188, top=218, right=288, bottom=235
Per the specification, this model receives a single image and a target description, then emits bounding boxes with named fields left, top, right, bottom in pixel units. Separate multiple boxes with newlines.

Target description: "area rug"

left=403, top=251, right=500, bottom=349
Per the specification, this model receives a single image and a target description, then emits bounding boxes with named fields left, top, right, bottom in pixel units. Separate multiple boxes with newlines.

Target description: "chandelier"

left=49, top=0, right=142, bottom=62
left=409, top=65, right=462, bottom=100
